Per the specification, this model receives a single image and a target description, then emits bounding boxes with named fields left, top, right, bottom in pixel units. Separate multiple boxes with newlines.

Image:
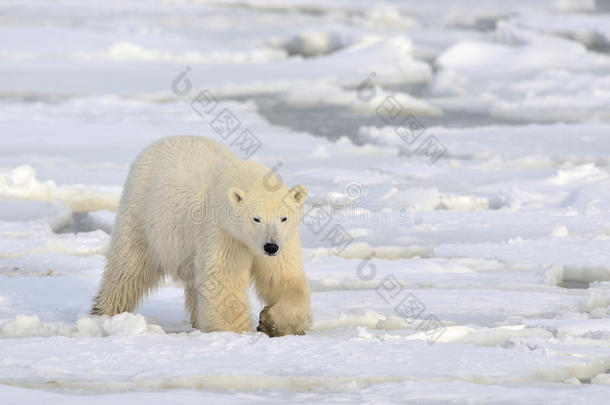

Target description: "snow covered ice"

left=2, top=0, right=610, bottom=403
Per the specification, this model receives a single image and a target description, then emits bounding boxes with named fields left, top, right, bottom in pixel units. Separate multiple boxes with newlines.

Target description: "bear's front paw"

left=257, top=305, right=306, bottom=337
left=257, top=305, right=279, bottom=337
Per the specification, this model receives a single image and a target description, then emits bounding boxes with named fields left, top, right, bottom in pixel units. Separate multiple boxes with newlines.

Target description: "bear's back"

left=134, top=135, right=235, bottom=186
left=142, top=135, right=235, bottom=169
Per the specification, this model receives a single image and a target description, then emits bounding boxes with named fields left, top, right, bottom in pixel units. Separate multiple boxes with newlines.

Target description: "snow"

left=1, top=0, right=610, bottom=403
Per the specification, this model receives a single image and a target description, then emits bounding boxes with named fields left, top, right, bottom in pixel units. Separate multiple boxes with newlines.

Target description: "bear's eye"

left=281, top=217, right=287, bottom=222
left=252, top=217, right=261, bottom=223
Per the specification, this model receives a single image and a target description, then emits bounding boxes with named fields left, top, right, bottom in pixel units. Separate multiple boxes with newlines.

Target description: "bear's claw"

left=257, top=305, right=280, bottom=337
left=257, top=305, right=305, bottom=337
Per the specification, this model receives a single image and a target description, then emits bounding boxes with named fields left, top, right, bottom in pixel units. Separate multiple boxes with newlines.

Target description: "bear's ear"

left=228, top=187, right=245, bottom=204
left=289, top=185, right=307, bottom=206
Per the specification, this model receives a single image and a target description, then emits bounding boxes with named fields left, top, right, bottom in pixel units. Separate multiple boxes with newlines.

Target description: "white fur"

left=92, top=136, right=311, bottom=336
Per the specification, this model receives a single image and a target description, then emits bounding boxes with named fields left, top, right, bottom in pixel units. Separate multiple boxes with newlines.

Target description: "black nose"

left=263, top=243, right=279, bottom=255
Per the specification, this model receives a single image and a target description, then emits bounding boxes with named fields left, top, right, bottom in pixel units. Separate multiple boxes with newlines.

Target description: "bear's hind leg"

left=91, top=224, right=162, bottom=316
left=184, top=284, right=199, bottom=327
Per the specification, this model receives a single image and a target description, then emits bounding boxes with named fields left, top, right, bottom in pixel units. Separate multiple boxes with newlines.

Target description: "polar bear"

left=91, top=136, right=311, bottom=337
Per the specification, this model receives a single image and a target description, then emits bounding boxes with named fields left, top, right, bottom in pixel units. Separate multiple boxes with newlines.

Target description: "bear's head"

left=223, top=183, right=307, bottom=257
